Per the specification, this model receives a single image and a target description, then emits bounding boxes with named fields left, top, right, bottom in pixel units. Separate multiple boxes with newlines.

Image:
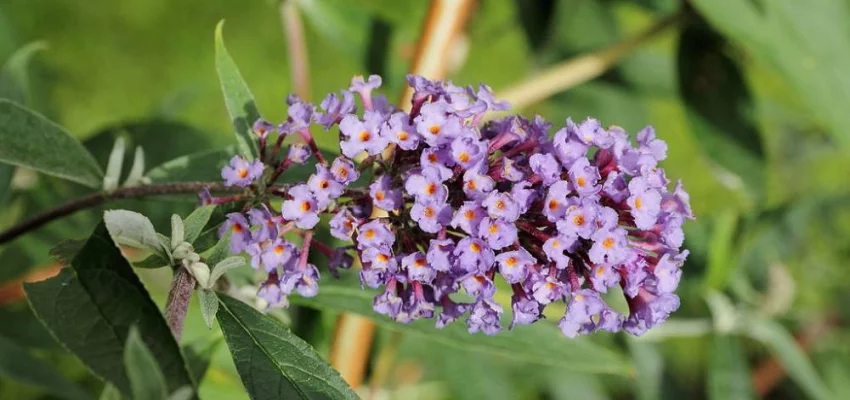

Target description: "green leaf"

left=744, top=318, right=833, bottom=400
left=707, top=335, right=754, bottom=400
left=704, top=210, right=740, bottom=291
left=628, top=339, right=664, bottom=400
left=216, top=294, right=358, bottom=400
left=23, top=223, right=195, bottom=397
left=171, top=214, right=185, bottom=249
left=98, top=384, right=122, bottom=400
left=209, top=256, right=245, bottom=287
left=124, top=327, right=169, bottom=400
left=104, top=209, right=169, bottom=260
left=184, top=205, right=216, bottom=244
left=123, top=146, right=145, bottom=186
left=677, top=18, right=764, bottom=196
left=203, top=228, right=232, bottom=266
left=291, top=283, right=633, bottom=375
left=214, top=21, right=260, bottom=158
left=144, top=147, right=235, bottom=184
left=0, top=41, right=47, bottom=104
left=0, top=100, right=103, bottom=187
left=197, top=289, right=219, bottom=329
left=48, top=238, right=86, bottom=265
left=690, top=0, right=850, bottom=146
left=0, top=336, right=90, bottom=400
left=103, top=136, right=126, bottom=191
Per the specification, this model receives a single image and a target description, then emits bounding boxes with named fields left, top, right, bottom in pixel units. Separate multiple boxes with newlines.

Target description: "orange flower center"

left=548, top=199, right=559, bottom=210
left=274, top=245, right=285, bottom=255
left=429, top=125, right=440, bottom=135
left=495, top=200, right=506, bottom=210
left=488, top=224, right=499, bottom=234
left=359, top=130, right=371, bottom=142
left=634, top=197, right=643, bottom=210
left=458, top=152, right=470, bottom=163
left=376, top=253, right=389, bottom=263
left=232, top=224, right=243, bottom=233
left=505, top=257, right=517, bottom=266
left=319, top=179, right=329, bottom=189
left=467, top=180, right=477, bottom=190
left=576, top=176, right=587, bottom=187
left=397, top=131, right=408, bottom=141
left=364, top=229, right=375, bottom=239
left=423, top=206, right=434, bottom=218
left=337, top=167, right=348, bottom=179
left=425, top=183, right=437, bottom=195
left=414, top=258, right=426, bottom=267
left=464, top=209, right=475, bottom=220
left=301, top=201, right=312, bottom=212
left=375, top=191, right=385, bottom=201
left=573, top=214, right=585, bottom=226
left=595, top=266, right=606, bottom=276
left=427, top=153, right=438, bottom=163
left=237, top=168, right=249, bottom=179
left=469, top=242, right=481, bottom=253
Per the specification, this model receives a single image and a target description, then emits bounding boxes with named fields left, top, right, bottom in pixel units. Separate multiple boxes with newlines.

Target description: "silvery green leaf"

left=171, top=214, right=185, bottom=250
left=183, top=205, right=216, bottom=244
left=103, top=136, right=126, bottom=191
left=123, top=146, right=145, bottom=187
left=197, top=289, right=219, bottom=329
left=209, top=256, right=245, bottom=288
left=104, top=210, right=168, bottom=260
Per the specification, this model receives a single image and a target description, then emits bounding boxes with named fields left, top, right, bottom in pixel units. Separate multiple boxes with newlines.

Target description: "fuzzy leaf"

left=216, top=294, right=358, bottom=400
left=214, top=21, right=260, bottom=158
left=104, top=209, right=169, bottom=260
left=197, top=289, right=219, bottom=329
left=184, top=205, right=216, bottom=244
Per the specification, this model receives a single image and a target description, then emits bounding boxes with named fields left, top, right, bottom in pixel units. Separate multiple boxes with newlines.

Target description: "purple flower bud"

left=467, top=298, right=503, bottom=335
left=621, top=256, right=650, bottom=298
left=407, top=74, right=446, bottom=102
left=467, top=84, right=510, bottom=112
left=637, top=125, right=667, bottom=162
left=281, top=184, right=320, bottom=229
left=662, top=180, right=694, bottom=220
left=552, top=119, right=589, bottom=167
left=370, top=175, right=402, bottom=212
left=281, top=264, right=321, bottom=297
left=253, top=119, right=274, bottom=139
left=558, top=290, right=620, bottom=337
left=651, top=250, right=687, bottom=294
left=602, top=171, right=628, bottom=203
left=287, top=143, right=312, bottom=164
left=248, top=205, right=279, bottom=242
left=350, top=74, right=382, bottom=94
left=330, top=156, right=360, bottom=184
left=316, top=91, right=356, bottom=129
left=279, top=101, right=314, bottom=134
left=220, top=213, right=252, bottom=253
left=374, top=286, right=403, bottom=318
left=659, top=213, right=684, bottom=249
left=511, top=181, right=537, bottom=213
left=258, top=274, right=288, bottom=308
left=221, top=156, right=264, bottom=187
left=500, top=158, right=525, bottom=182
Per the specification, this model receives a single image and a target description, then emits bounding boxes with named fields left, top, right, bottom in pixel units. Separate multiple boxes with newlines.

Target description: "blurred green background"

left=2, top=0, right=850, bottom=399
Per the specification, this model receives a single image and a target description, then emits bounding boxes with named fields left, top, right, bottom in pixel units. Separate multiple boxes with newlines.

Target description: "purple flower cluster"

left=209, top=74, right=693, bottom=337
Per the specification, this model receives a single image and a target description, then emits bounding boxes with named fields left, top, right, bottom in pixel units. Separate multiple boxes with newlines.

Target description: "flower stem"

left=280, top=0, right=310, bottom=100
left=0, top=182, right=247, bottom=245
left=492, top=9, right=684, bottom=114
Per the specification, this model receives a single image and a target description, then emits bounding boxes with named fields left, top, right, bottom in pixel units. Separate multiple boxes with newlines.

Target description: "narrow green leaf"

left=203, top=228, right=232, bottom=266
left=0, top=336, right=90, bottom=400
left=0, top=41, right=47, bottom=104
left=104, top=209, right=169, bottom=260
left=214, top=21, right=260, bottom=158
left=144, top=147, right=235, bottom=184
left=98, top=384, right=123, bottom=400
left=677, top=18, right=764, bottom=196
left=704, top=210, right=739, bottom=291
left=171, top=214, right=185, bottom=249
left=197, top=289, right=219, bottom=329
left=745, top=318, right=833, bottom=400
left=184, top=205, right=216, bottom=244
left=708, top=335, right=754, bottom=400
left=291, top=283, right=634, bottom=375
left=123, top=146, right=145, bottom=186
left=216, top=294, right=358, bottom=400
left=103, top=136, right=126, bottom=191
left=124, top=327, right=169, bottom=400
left=209, top=256, right=245, bottom=286
left=0, top=100, right=103, bottom=187
left=23, top=223, right=196, bottom=397
left=133, top=253, right=172, bottom=269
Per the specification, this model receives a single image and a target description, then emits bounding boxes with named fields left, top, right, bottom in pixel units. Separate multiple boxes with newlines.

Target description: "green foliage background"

left=1, top=0, right=850, bottom=399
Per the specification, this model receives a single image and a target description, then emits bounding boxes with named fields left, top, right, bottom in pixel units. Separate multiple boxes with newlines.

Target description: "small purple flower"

left=467, top=84, right=510, bottom=112
left=557, top=199, right=598, bottom=239
left=437, top=298, right=470, bottom=328
left=511, top=181, right=537, bottom=213
left=221, top=156, right=264, bottom=187
left=628, top=177, right=662, bottom=230
left=282, top=264, right=320, bottom=297
left=329, top=208, right=357, bottom=240
left=532, top=275, right=567, bottom=305
left=482, top=191, right=520, bottom=222
left=316, top=91, right=356, bottom=129
left=258, top=275, right=288, bottom=308
left=415, top=101, right=462, bottom=147
left=357, top=220, right=395, bottom=250
left=461, top=274, right=497, bottom=298
left=450, top=136, right=487, bottom=170
left=477, top=217, right=517, bottom=250
left=287, top=143, right=312, bottom=164
left=623, top=290, right=679, bottom=336
left=220, top=213, right=252, bottom=253
left=403, top=252, right=436, bottom=284
left=450, top=201, right=485, bottom=236
left=602, top=171, right=628, bottom=203
left=281, top=184, right=320, bottom=229
left=407, top=75, right=446, bottom=102
left=361, top=246, right=396, bottom=276
left=500, top=158, right=525, bottom=182
left=637, top=125, right=667, bottom=162
left=261, top=239, right=297, bottom=272
left=370, top=175, right=402, bottom=212
left=248, top=205, right=279, bottom=242
left=496, top=249, right=535, bottom=284
left=651, top=250, right=687, bottom=294
left=411, top=199, right=453, bottom=233
left=659, top=213, right=685, bottom=249
left=575, top=118, right=613, bottom=148
left=462, top=166, right=495, bottom=200
left=588, top=264, right=620, bottom=293
left=279, top=100, right=314, bottom=134
left=552, top=119, right=589, bottom=167
left=374, top=286, right=403, bottom=318
left=662, top=180, right=694, bottom=220
left=339, top=111, right=388, bottom=157
left=568, top=157, right=601, bottom=197
left=543, top=180, right=573, bottom=222
left=622, top=257, right=650, bottom=298
left=595, top=206, right=619, bottom=231
left=558, top=290, right=616, bottom=338
left=511, top=294, right=542, bottom=328
left=467, top=298, right=503, bottom=335
left=330, top=157, right=359, bottom=184
left=382, top=111, right=420, bottom=150
left=308, top=164, right=345, bottom=208
left=426, top=239, right=455, bottom=272
left=420, top=147, right=454, bottom=181
left=529, top=153, right=561, bottom=185
left=454, top=237, right=495, bottom=274
left=588, top=227, right=629, bottom=265
left=405, top=167, right=447, bottom=203
left=543, top=234, right=578, bottom=268
left=252, top=119, right=274, bottom=139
